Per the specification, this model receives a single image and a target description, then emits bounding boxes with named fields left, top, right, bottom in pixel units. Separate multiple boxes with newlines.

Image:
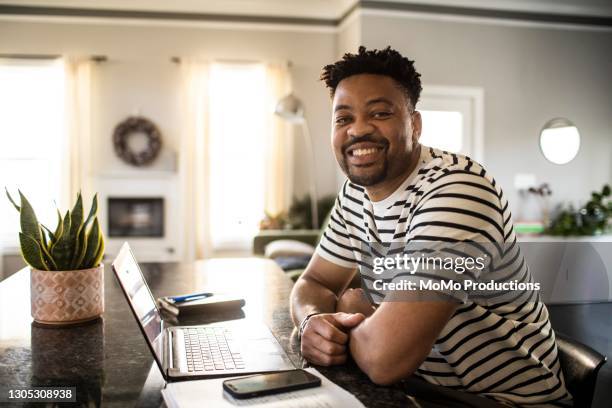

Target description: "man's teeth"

left=352, top=148, right=380, bottom=157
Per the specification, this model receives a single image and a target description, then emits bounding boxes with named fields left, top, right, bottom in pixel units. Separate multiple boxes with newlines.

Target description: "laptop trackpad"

left=244, top=338, right=284, bottom=354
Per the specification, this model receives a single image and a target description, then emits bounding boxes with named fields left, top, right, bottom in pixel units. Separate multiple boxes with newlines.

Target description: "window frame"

left=419, top=85, right=485, bottom=163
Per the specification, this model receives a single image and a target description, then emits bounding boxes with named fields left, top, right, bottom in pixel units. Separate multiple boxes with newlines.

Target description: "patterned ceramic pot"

left=30, top=265, right=104, bottom=325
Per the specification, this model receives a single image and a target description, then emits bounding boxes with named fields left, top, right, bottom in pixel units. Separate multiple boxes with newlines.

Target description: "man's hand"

left=300, top=312, right=365, bottom=366
left=336, top=288, right=376, bottom=316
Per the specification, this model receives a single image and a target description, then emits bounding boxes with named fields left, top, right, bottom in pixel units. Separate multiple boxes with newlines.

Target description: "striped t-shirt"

left=317, top=145, right=571, bottom=407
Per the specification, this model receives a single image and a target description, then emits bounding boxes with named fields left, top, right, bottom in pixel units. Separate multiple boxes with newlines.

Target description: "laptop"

left=112, top=242, right=294, bottom=381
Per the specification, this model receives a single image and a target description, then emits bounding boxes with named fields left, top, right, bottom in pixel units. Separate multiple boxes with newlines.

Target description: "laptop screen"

left=112, top=243, right=165, bottom=369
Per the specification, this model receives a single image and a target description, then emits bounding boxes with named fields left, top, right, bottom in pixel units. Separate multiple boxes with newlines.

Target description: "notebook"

left=161, top=368, right=365, bottom=408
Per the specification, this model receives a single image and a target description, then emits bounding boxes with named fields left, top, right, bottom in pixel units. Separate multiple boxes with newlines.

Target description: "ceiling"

left=0, top=0, right=357, bottom=19
left=0, top=0, right=610, bottom=21
left=378, top=0, right=612, bottom=18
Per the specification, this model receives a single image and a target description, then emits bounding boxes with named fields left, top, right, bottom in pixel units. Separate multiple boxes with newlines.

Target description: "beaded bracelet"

left=298, top=312, right=323, bottom=339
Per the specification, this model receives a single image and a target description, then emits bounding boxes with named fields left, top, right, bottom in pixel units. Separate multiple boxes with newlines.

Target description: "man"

left=290, top=47, right=571, bottom=406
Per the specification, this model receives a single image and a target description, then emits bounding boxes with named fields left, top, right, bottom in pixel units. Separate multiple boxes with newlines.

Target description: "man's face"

left=331, top=74, right=421, bottom=187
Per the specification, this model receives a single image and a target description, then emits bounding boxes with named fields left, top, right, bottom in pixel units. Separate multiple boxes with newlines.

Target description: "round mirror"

left=539, top=118, right=580, bottom=165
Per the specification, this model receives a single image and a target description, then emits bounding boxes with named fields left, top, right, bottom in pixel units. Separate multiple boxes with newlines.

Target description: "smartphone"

left=223, top=369, right=321, bottom=399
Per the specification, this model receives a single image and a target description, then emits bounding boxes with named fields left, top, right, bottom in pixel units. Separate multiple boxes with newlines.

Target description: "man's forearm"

left=348, top=301, right=458, bottom=385
left=348, top=315, right=420, bottom=385
left=290, top=276, right=338, bottom=327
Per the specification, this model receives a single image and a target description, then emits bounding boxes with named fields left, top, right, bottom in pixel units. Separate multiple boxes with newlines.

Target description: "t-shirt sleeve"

left=409, top=171, right=505, bottom=243
left=315, top=192, right=358, bottom=269
left=408, top=171, right=504, bottom=279
left=405, top=170, right=527, bottom=305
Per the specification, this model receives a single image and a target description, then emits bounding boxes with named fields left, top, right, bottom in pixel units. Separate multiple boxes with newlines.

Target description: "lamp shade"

left=274, top=93, right=305, bottom=123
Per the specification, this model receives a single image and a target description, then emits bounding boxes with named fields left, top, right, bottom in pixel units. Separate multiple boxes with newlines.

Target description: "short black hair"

left=320, top=46, right=422, bottom=108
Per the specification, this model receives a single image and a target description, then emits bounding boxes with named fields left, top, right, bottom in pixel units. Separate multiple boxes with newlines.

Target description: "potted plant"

left=6, top=190, right=105, bottom=326
left=547, top=184, right=611, bottom=236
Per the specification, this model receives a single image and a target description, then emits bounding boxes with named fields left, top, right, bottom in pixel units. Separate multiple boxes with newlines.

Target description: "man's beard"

left=339, top=134, right=390, bottom=186
left=339, top=156, right=388, bottom=186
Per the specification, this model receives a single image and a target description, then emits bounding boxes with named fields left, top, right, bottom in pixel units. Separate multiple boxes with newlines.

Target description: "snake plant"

left=6, top=189, right=105, bottom=271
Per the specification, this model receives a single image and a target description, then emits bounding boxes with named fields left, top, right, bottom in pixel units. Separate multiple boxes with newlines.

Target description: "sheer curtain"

left=0, top=57, right=91, bottom=274
left=64, top=58, right=94, bottom=204
left=179, top=61, right=294, bottom=259
left=0, top=58, right=66, bottom=249
left=263, top=63, right=294, bottom=219
left=179, top=60, right=210, bottom=260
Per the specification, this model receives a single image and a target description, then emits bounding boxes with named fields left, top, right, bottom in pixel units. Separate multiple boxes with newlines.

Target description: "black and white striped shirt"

left=317, top=145, right=571, bottom=407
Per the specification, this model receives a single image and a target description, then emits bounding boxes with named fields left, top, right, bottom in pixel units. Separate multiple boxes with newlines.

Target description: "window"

left=208, top=63, right=267, bottom=251
left=0, top=59, right=66, bottom=248
left=418, top=86, right=484, bottom=162
left=419, top=110, right=463, bottom=153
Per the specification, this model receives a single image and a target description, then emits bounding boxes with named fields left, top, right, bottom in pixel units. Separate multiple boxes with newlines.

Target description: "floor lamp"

left=274, top=93, right=319, bottom=229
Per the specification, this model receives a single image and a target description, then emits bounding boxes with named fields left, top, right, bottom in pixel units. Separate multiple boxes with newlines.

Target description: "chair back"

left=556, top=332, right=607, bottom=408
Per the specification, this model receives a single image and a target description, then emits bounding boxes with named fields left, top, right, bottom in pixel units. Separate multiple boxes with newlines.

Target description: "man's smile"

left=345, top=142, right=387, bottom=166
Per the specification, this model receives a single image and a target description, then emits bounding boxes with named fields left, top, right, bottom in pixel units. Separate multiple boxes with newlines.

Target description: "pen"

left=166, top=292, right=213, bottom=304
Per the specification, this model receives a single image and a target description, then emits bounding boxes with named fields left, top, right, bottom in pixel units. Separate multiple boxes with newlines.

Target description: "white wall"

left=337, top=11, right=362, bottom=58
left=333, top=11, right=363, bottom=188
left=360, top=13, right=612, bottom=219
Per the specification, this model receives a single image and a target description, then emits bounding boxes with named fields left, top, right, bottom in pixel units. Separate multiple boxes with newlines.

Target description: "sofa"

left=253, top=229, right=321, bottom=282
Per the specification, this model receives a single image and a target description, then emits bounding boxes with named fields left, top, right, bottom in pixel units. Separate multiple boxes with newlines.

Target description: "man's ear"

left=411, top=110, right=422, bottom=145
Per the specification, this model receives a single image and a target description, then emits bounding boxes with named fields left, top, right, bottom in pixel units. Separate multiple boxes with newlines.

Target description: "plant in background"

left=527, top=183, right=552, bottom=227
left=547, top=184, right=611, bottom=236
left=287, top=194, right=336, bottom=230
left=259, top=195, right=336, bottom=231
left=6, top=189, right=104, bottom=271
left=259, top=211, right=288, bottom=230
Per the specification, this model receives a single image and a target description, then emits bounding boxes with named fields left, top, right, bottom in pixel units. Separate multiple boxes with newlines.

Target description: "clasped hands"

left=300, top=288, right=375, bottom=366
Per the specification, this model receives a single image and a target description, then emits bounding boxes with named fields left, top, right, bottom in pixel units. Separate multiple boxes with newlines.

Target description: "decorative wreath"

left=112, top=116, right=162, bottom=166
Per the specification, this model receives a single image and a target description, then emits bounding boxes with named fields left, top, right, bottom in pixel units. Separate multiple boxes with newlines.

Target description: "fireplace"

left=96, top=174, right=181, bottom=262
left=108, top=197, right=164, bottom=237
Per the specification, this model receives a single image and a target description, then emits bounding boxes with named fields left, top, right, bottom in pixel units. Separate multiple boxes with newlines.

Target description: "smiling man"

left=290, top=47, right=572, bottom=406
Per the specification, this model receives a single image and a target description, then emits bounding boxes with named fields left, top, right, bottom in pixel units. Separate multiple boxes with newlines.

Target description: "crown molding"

left=0, top=1, right=609, bottom=30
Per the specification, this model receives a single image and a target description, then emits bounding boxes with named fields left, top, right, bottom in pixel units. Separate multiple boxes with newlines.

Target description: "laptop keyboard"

left=184, top=327, right=245, bottom=372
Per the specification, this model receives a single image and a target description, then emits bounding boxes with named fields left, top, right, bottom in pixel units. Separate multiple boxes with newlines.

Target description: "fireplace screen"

left=108, top=197, right=164, bottom=237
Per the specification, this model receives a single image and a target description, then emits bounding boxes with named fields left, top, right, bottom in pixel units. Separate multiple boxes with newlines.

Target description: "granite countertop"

left=0, top=259, right=503, bottom=407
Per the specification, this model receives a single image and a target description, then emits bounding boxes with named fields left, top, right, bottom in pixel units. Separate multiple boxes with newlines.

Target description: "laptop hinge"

left=166, top=327, right=185, bottom=377
left=163, top=328, right=172, bottom=373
